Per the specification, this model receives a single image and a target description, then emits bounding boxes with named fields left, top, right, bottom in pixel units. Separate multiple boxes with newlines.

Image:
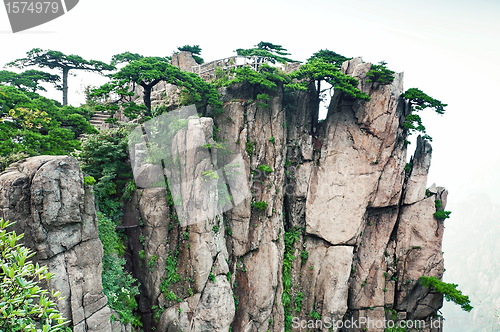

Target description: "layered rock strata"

left=126, top=57, right=447, bottom=331
left=0, top=156, right=129, bottom=332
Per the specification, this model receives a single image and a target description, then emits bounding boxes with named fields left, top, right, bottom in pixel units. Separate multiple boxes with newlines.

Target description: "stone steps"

left=88, top=111, right=111, bottom=130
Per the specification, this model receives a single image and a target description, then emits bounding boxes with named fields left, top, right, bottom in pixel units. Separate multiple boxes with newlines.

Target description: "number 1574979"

left=5, top=1, right=60, bottom=14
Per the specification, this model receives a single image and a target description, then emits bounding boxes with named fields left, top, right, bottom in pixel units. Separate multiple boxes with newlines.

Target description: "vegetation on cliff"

left=0, top=44, right=470, bottom=331
left=7, top=49, right=114, bottom=105
left=0, top=219, right=70, bottom=331
left=0, top=85, right=97, bottom=171
left=419, top=276, right=473, bottom=312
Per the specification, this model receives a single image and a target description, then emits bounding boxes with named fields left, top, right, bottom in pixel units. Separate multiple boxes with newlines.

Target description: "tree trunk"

left=142, top=79, right=160, bottom=117
left=143, top=86, right=152, bottom=115
left=62, top=67, right=69, bottom=106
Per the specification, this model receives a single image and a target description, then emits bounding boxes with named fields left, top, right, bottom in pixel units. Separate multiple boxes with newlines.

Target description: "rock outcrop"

left=0, top=156, right=129, bottom=332
left=124, top=56, right=447, bottom=331
left=0, top=54, right=448, bottom=332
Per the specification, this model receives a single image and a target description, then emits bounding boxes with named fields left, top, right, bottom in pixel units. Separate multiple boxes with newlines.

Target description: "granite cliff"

left=0, top=54, right=448, bottom=331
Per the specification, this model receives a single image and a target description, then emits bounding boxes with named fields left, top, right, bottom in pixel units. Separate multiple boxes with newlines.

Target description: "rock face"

left=124, top=56, right=447, bottom=331
left=0, top=156, right=129, bottom=332
left=171, top=51, right=199, bottom=72
left=0, top=54, right=448, bottom=332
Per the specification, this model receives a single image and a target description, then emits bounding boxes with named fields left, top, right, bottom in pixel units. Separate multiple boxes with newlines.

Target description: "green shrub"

left=0, top=86, right=95, bottom=163
left=148, top=255, right=158, bottom=270
left=83, top=175, right=96, bottom=186
left=309, top=309, right=321, bottom=320
left=0, top=219, right=70, bottom=331
left=433, top=210, right=451, bottom=220
left=77, top=128, right=133, bottom=218
left=257, top=164, right=273, bottom=173
left=300, top=250, right=309, bottom=263
left=245, top=141, right=255, bottom=155
left=366, top=61, right=395, bottom=85
left=294, top=291, right=304, bottom=312
left=160, top=252, right=181, bottom=295
left=251, top=201, right=268, bottom=211
left=419, top=276, right=473, bottom=312
left=401, top=88, right=447, bottom=140
left=402, top=88, right=447, bottom=114
left=282, top=227, right=302, bottom=330
left=97, top=213, right=141, bottom=327
left=256, top=93, right=270, bottom=100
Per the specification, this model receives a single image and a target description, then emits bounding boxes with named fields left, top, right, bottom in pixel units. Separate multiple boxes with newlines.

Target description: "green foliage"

left=8, top=48, right=114, bottom=105
left=0, top=219, right=70, bottom=331
left=208, top=273, right=216, bottom=282
left=97, top=213, right=141, bottom=326
left=236, top=41, right=297, bottom=64
left=404, top=162, right=412, bottom=173
left=83, top=176, right=96, bottom=186
left=111, top=52, right=144, bottom=65
left=160, top=252, right=181, bottom=293
left=201, top=170, right=220, bottom=181
left=256, top=93, right=270, bottom=100
left=384, top=327, right=407, bottom=332
left=300, top=250, right=309, bottom=263
left=225, top=64, right=288, bottom=92
left=257, top=164, right=273, bottom=173
left=77, top=128, right=133, bottom=218
left=401, top=88, right=447, bottom=140
left=435, top=199, right=443, bottom=208
left=0, top=86, right=95, bottom=169
left=177, top=45, right=202, bottom=55
left=433, top=210, right=451, bottom=220
left=309, top=309, right=321, bottom=320
left=402, top=88, right=447, bottom=114
left=282, top=227, right=302, bottom=330
left=268, top=137, right=275, bottom=144
left=92, top=57, right=221, bottom=119
left=366, top=61, right=395, bottom=85
left=245, top=141, right=255, bottom=155
left=122, top=180, right=137, bottom=200
left=307, top=49, right=350, bottom=68
left=148, top=255, right=158, bottom=270
left=290, top=52, right=370, bottom=101
left=419, top=276, right=473, bottom=312
left=164, top=291, right=180, bottom=302
left=403, top=114, right=426, bottom=133
left=177, top=45, right=204, bottom=64
left=294, top=291, right=304, bottom=312
left=0, top=69, right=60, bottom=93
left=251, top=201, right=268, bottom=211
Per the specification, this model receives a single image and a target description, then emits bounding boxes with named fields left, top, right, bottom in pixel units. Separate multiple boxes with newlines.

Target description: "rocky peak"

left=0, top=156, right=130, bottom=332
left=0, top=56, right=448, bottom=331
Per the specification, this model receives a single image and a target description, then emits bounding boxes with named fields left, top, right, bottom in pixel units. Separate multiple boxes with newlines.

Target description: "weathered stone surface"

left=349, top=207, right=400, bottom=309
left=0, top=156, right=127, bottom=331
left=404, top=136, right=433, bottom=204
left=0, top=57, right=447, bottom=331
left=395, top=195, right=445, bottom=319
left=171, top=51, right=198, bottom=72
left=306, top=58, right=407, bottom=246
left=127, top=116, right=235, bottom=331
